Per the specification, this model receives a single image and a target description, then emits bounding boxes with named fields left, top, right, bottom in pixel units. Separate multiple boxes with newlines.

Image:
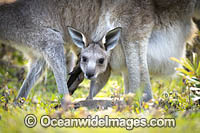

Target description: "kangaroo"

left=0, top=0, right=199, bottom=106
left=68, top=1, right=200, bottom=101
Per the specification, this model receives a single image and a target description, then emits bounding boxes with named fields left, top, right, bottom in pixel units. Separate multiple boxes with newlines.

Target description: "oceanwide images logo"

left=24, top=114, right=176, bottom=130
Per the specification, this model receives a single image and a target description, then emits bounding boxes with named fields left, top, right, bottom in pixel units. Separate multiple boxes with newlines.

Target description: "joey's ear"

left=102, top=27, right=122, bottom=51
left=67, top=26, right=87, bottom=49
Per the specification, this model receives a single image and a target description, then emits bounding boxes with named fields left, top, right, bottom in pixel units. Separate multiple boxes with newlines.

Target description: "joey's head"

left=68, top=27, right=121, bottom=80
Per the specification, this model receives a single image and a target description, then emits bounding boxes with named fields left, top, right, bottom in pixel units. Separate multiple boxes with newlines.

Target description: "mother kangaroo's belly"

left=147, top=21, right=196, bottom=76
left=110, top=44, right=127, bottom=73
left=109, top=21, right=196, bottom=77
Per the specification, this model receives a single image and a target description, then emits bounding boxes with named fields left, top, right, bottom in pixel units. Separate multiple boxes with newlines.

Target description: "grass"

left=0, top=48, right=200, bottom=133
left=0, top=72, right=200, bottom=133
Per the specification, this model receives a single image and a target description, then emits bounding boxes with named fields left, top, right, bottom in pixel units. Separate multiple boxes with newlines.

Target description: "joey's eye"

left=82, top=56, right=88, bottom=62
left=98, top=58, right=104, bottom=64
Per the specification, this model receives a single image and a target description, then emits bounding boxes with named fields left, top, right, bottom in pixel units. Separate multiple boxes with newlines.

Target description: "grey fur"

left=16, top=58, right=46, bottom=100
left=0, top=0, right=199, bottom=104
left=68, top=0, right=200, bottom=101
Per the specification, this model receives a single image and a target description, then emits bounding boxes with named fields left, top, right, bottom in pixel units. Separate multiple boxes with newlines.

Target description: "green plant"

left=171, top=53, right=200, bottom=103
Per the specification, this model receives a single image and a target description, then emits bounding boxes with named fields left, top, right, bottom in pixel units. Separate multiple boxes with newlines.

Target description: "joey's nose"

left=86, top=72, right=94, bottom=79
